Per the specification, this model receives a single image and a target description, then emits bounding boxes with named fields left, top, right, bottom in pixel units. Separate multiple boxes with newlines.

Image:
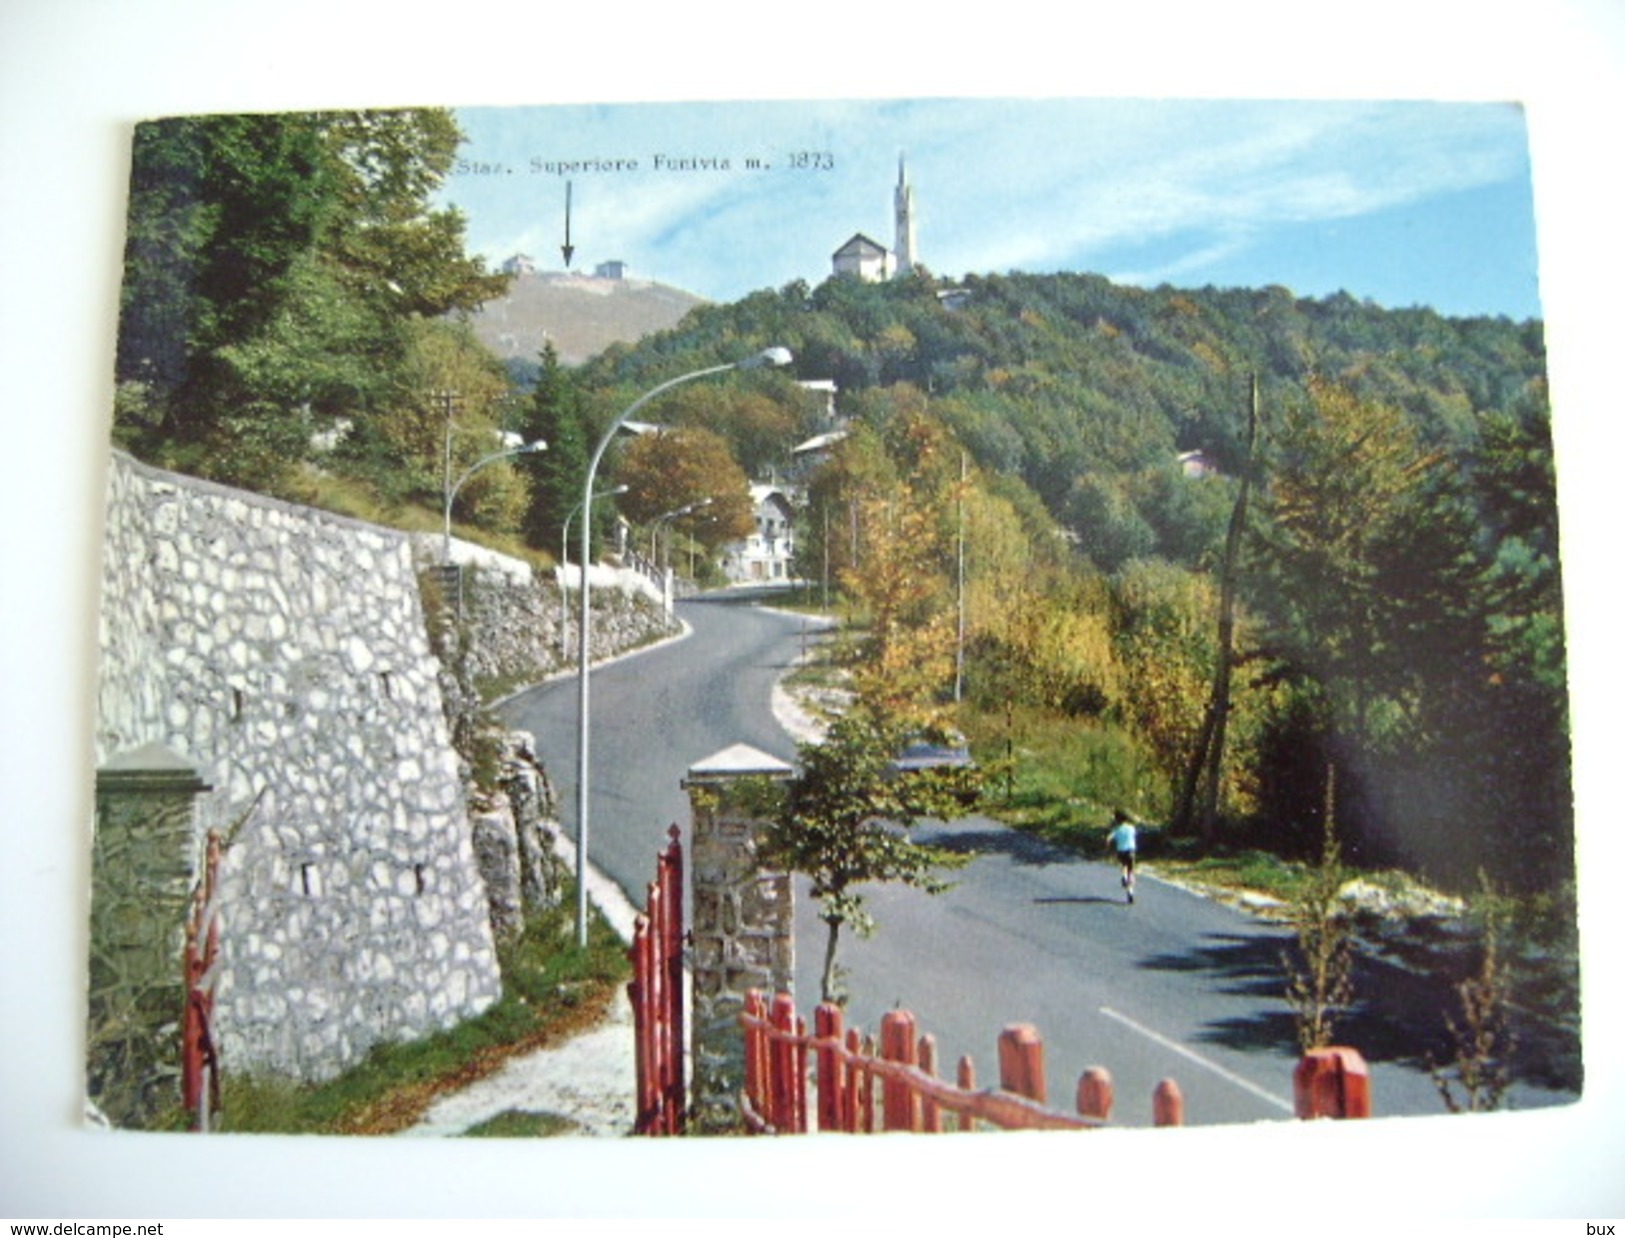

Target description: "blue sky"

left=435, top=97, right=1544, bottom=321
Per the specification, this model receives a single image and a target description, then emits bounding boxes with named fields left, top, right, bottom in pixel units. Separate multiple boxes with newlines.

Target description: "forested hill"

left=574, top=269, right=1567, bottom=900
left=579, top=269, right=1548, bottom=524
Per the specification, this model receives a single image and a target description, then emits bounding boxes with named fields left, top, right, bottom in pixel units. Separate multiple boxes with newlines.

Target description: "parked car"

left=890, top=734, right=974, bottom=773
left=888, top=730, right=979, bottom=808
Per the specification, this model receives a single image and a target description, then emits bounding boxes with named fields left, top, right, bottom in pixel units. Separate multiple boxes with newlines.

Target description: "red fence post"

left=628, top=915, right=654, bottom=1132
left=769, top=993, right=803, bottom=1133
left=181, top=902, right=203, bottom=1115
left=1077, top=1066, right=1114, bottom=1122
left=815, top=1003, right=845, bottom=1133
left=742, top=990, right=768, bottom=1126
left=1294, top=1047, right=1373, bottom=1119
left=918, top=1034, right=943, bottom=1133
left=852, top=1032, right=875, bottom=1132
left=880, top=1009, right=920, bottom=1131
left=646, top=870, right=667, bottom=1131
left=1153, top=1078, right=1184, bottom=1127
left=997, top=1023, right=1047, bottom=1104
left=957, top=1057, right=978, bottom=1133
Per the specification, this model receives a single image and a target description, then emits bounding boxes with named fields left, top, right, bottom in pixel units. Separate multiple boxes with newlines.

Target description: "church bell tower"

left=894, top=155, right=916, bottom=277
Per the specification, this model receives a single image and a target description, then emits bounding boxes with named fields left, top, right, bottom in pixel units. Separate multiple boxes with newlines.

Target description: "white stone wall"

left=95, top=452, right=501, bottom=1082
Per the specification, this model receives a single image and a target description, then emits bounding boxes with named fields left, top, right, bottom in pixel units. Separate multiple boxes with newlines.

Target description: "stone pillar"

left=88, top=743, right=212, bottom=1128
left=684, top=743, right=795, bottom=1134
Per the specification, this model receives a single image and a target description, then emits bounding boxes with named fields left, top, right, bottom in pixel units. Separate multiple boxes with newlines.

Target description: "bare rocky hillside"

left=468, top=270, right=707, bottom=368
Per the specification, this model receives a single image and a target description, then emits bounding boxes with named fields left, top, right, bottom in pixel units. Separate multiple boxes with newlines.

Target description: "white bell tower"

left=894, top=154, right=917, bottom=277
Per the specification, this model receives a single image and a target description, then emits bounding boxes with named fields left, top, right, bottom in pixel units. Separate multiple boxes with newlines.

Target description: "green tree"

left=761, top=705, right=976, bottom=1004
left=1110, top=559, right=1222, bottom=812
left=520, top=342, right=595, bottom=557
left=113, top=108, right=507, bottom=490
left=391, top=319, right=526, bottom=537
left=1258, top=378, right=1441, bottom=747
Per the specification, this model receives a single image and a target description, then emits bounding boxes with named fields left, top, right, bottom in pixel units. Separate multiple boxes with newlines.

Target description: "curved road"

left=498, top=591, right=1579, bottom=1128
left=498, top=590, right=813, bottom=898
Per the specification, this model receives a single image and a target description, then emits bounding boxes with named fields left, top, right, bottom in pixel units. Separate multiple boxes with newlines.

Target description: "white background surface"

left=2, top=0, right=1621, bottom=1222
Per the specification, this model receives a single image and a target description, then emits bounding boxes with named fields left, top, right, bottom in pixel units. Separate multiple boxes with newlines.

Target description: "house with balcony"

left=721, top=485, right=798, bottom=584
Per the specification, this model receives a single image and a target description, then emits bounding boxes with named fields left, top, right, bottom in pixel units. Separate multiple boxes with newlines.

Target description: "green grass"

left=1149, top=849, right=1313, bottom=904
left=214, top=884, right=629, bottom=1135
left=958, top=703, right=1165, bottom=844
left=289, top=466, right=556, bottom=573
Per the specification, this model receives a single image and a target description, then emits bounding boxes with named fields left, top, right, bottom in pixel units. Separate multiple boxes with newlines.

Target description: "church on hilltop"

left=832, top=156, right=917, bottom=282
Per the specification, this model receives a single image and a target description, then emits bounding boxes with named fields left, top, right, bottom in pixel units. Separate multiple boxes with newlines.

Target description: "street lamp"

left=443, top=438, right=548, bottom=564
left=560, top=483, right=628, bottom=661
left=574, top=346, right=792, bottom=945
left=649, top=496, right=713, bottom=567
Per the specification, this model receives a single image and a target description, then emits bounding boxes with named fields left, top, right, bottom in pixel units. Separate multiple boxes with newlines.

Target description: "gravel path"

left=402, top=987, right=638, bottom=1138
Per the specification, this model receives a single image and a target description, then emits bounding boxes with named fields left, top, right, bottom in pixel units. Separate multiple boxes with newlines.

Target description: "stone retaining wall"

left=93, top=452, right=676, bottom=1087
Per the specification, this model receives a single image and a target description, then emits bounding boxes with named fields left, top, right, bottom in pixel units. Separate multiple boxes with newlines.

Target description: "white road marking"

left=1099, top=1005, right=1295, bottom=1113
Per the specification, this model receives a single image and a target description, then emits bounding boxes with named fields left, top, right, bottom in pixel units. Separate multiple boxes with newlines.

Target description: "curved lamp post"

left=442, top=438, right=548, bottom=563
left=560, top=483, right=628, bottom=661
left=649, top=496, right=713, bottom=569
left=574, top=346, right=791, bottom=945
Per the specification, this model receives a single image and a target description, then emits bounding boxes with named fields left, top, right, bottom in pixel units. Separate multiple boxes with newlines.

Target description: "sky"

left=436, top=97, right=1544, bottom=321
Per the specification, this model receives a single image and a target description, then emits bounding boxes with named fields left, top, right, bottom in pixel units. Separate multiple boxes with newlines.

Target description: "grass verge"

left=214, top=883, right=629, bottom=1136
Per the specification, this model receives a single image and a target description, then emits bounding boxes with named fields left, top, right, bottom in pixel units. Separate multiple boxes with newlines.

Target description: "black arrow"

left=561, top=181, right=574, bottom=268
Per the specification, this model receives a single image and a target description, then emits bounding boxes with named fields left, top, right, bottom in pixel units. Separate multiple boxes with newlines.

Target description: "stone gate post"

left=88, top=742, right=212, bottom=1127
left=683, top=743, right=795, bottom=1134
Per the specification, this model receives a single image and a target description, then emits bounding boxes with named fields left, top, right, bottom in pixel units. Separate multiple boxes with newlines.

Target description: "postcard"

left=87, top=97, right=1578, bottom=1154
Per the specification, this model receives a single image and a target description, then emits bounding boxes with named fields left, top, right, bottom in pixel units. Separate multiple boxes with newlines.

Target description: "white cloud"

left=443, top=98, right=1533, bottom=306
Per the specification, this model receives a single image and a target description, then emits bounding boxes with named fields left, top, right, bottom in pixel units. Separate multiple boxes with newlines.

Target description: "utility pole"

left=955, top=450, right=967, bottom=703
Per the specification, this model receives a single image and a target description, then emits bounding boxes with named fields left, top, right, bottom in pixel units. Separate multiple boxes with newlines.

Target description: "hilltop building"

left=831, top=156, right=918, bottom=283
left=832, top=233, right=892, bottom=282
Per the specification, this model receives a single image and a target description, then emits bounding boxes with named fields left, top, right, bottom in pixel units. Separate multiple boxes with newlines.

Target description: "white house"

left=1178, top=449, right=1220, bottom=479
left=721, top=485, right=797, bottom=584
left=831, top=233, right=893, bottom=283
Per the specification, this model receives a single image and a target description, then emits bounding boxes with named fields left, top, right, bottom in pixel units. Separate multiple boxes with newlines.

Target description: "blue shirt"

left=1109, top=823, right=1137, bottom=854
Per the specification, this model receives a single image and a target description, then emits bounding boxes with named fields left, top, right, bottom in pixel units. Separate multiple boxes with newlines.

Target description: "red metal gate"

left=629, top=823, right=686, bottom=1134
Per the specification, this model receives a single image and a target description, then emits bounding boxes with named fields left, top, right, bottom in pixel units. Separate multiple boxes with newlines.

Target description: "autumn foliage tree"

left=613, top=426, right=755, bottom=553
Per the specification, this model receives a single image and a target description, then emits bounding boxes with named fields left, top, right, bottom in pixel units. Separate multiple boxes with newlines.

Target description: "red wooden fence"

left=741, top=991, right=1372, bottom=1133
left=182, top=829, right=222, bottom=1131
left=629, top=823, right=686, bottom=1134
left=739, top=991, right=1185, bottom=1133
left=1295, top=1046, right=1372, bottom=1118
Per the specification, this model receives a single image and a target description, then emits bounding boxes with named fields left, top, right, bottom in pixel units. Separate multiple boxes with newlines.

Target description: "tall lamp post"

left=574, top=346, right=792, bottom=945
left=560, top=483, right=628, bottom=661
left=649, top=496, right=713, bottom=570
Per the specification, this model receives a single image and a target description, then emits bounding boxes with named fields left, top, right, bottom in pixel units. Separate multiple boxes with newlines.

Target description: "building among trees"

left=831, top=157, right=917, bottom=282
left=720, top=485, right=797, bottom=583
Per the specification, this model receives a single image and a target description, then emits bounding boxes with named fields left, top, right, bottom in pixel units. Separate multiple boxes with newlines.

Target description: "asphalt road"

left=497, top=589, right=814, bottom=897
left=498, top=590, right=1580, bottom=1128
